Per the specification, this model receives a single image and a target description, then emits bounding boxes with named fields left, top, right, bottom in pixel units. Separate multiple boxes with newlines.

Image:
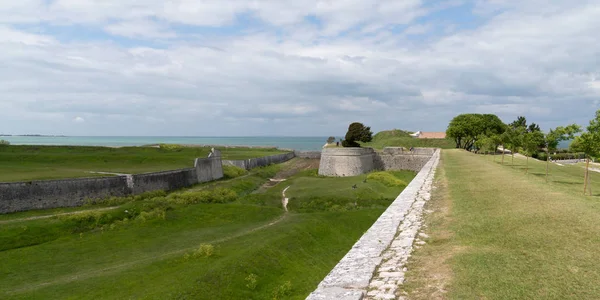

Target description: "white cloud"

left=0, top=0, right=598, bottom=135
left=73, top=116, right=85, bottom=123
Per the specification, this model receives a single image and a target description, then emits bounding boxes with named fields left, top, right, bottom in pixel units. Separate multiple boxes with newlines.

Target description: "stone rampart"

left=319, top=147, right=436, bottom=176
left=131, top=168, right=198, bottom=194
left=318, top=148, right=376, bottom=177
left=223, top=152, right=295, bottom=170
left=307, top=150, right=441, bottom=299
left=294, top=150, right=322, bottom=159
left=0, top=176, right=130, bottom=214
left=0, top=148, right=225, bottom=214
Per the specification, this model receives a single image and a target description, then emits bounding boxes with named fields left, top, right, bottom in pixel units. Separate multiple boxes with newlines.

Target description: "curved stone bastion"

left=307, top=149, right=440, bottom=300
left=318, top=147, right=376, bottom=176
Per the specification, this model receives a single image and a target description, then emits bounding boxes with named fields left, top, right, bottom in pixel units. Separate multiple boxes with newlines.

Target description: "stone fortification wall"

left=375, top=148, right=434, bottom=172
left=0, top=148, right=225, bottom=214
left=223, top=152, right=295, bottom=170
left=307, top=150, right=441, bottom=300
left=294, top=150, right=322, bottom=159
left=318, top=148, right=376, bottom=177
left=318, top=147, right=436, bottom=176
left=131, top=168, right=198, bottom=195
left=195, top=149, right=224, bottom=182
left=0, top=176, right=130, bottom=214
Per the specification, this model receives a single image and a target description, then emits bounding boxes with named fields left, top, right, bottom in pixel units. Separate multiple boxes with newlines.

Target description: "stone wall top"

left=321, top=147, right=376, bottom=156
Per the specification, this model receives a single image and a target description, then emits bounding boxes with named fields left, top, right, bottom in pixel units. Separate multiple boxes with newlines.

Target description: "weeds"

left=223, top=165, right=247, bottom=179
left=272, top=281, right=292, bottom=300
left=245, top=273, right=258, bottom=290
left=367, top=171, right=407, bottom=187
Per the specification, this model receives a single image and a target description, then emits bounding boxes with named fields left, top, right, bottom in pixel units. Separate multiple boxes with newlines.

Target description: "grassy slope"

left=362, top=129, right=455, bottom=149
left=405, top=150, right=600, bottom=299
left=0, top=160, right=416, bottom=299
left=0, top=145, right=286, bottom=182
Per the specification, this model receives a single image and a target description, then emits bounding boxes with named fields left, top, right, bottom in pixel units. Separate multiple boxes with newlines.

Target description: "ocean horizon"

left=1, top=136, right=332, bottom=151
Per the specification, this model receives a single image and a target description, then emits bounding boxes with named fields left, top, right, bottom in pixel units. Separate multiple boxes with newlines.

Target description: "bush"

left=272, top=281, right=292, bottom=300
left=245, top=274, right=258, bottom=290
left=194, top=244, right=214, bottom=257
left=536, top=152, right=585, bottom=161
left=223, top=165, right=247, bottom=179
left=0, top=140, right=9, bottom=146
left=367, top=172, right=407, bottom=187
left=167, top=188, right=238, bottom=205
left=158, top=144, right=183, bottom=151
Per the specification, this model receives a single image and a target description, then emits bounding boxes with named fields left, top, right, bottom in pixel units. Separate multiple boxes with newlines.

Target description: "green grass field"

left=0, top=145, right=286, bottom=182
left=362, top=129, right=455, bottom=149
left=0, top=159, right=415, bottom=299
left=404, top=150, right=600, bottom=299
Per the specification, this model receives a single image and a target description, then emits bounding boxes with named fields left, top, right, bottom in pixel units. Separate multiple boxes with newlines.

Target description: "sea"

left=0, top=136, right=329, bottom=151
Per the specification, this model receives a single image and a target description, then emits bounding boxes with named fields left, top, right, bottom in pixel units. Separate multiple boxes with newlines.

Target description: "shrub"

left=245, top=273, right=258, bottom=290
left=367, top=172, right=407, bottom=187
left=167, top=188, right=238, bottom=205
left=158, top=144, right=183, bottom=151
left=0, top=140, right=9, bottom=146
left=194, top=244, right=214, bottom=258
left=223, top=165, right=247, bottom=179
left=272, top=281, right=292, bottom=300
left=135, top=208, right=166, bottom=223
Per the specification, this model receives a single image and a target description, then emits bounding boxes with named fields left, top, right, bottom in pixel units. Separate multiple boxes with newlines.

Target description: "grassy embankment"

left=0, top=145, right=286, bottom=182
left=404, top=150, right=600, bottom=299
left=362, top=129, right=455, bottom=149
left=0, top=158, right=415, bottom=299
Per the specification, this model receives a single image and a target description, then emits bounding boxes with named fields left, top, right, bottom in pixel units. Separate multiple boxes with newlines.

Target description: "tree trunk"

left=511, top=151, right=514, bottom=167
left=584, top=157, right=589, bottom=195
left=546, top=150, right=550, bottom=183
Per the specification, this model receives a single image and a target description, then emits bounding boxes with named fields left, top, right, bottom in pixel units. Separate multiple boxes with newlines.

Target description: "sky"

left=1, top=0, right=599, bottom=136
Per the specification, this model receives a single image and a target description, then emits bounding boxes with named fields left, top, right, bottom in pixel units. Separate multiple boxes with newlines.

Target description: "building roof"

left=418, top=132, right=447, bottom=139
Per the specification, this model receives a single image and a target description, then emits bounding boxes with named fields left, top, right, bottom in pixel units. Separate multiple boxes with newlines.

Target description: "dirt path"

left=257, top=158, right=319, bottom=190
left=0, top=207, right=119, bottom=225
left=282, top=186, right=291, bottom=212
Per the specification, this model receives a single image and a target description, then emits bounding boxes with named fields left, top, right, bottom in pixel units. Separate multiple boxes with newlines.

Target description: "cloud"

left=0, top=0, right=598, bottom=136
left=73, top=116, right=85, bottom=123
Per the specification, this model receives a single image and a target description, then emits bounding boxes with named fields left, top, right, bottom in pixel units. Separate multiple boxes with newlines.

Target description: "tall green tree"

left=544, top=124, right=582, bottom=182
left=446, top=113, right=505, bottom=150
left=571, top=110, right=600, bottom=195
left=342, top=122, right=373, bottom=147
left=522, top=131, right=545, bottom=174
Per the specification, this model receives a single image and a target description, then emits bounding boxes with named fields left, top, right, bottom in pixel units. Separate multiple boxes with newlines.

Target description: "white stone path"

left=307, top=150, right=440, bottom=300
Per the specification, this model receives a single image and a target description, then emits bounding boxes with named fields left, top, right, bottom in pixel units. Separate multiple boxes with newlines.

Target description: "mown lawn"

left=0, top=145, right=287, bottom=182
left=0, top=159, right=415, bottom=299
left=405, top=150, right=600, bottom=299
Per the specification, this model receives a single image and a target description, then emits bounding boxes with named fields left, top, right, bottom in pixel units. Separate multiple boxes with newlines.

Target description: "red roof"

left=418, top=132, right=447, bottom=139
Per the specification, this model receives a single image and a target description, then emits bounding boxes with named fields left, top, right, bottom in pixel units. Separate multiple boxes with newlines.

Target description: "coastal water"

left=1, top=136, right=329, bottom=151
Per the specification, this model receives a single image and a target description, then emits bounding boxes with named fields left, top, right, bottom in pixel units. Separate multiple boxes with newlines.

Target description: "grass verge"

left=404, top=149, right=600, bottom=299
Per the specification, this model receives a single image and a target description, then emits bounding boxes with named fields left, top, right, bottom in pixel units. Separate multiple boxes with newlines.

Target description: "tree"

left=342, top=122, right=373, bottom=147
left=510, top=116, right=527, bottom=129
left=446, top=113, right=505, bottom=150
left=571, top=110, right=600, bottom=195
left=544, top=124, right=582, bottom=182
left=522, top=131, right=545, bottom=174
left=327, top=136, right=336, bottom=144
left=505, top=118, right=527, bottom=166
